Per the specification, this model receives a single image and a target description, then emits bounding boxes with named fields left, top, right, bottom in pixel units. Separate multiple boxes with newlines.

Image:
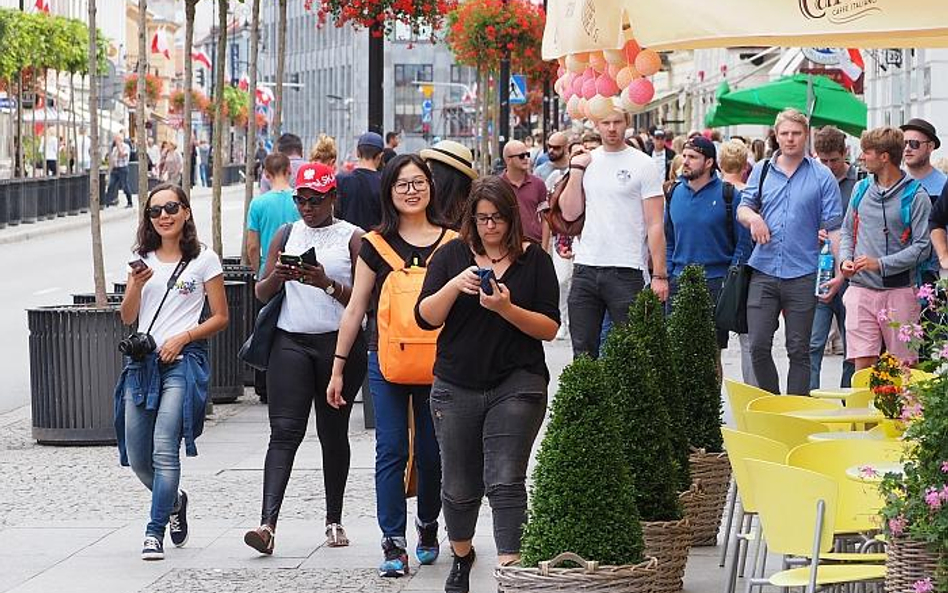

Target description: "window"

left=391, top=21, right=432, bottom=43
left=394, top=64, right=433, bottom=134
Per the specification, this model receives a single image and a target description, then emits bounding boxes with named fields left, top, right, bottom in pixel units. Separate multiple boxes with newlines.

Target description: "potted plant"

left=869, top=352, right=909, bottom=437
left=505, top=356, right=656, bottom=592
left=602, top=291, right=692, bottom=593
left=667, top=265, right=730, bottom=547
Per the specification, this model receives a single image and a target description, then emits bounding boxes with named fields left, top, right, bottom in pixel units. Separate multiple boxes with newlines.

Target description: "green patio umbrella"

left=707, top=74, right=867, bottom=136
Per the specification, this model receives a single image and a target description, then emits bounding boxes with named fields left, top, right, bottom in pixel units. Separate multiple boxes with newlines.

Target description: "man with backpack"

left=840, top=126, right=932, bottom=370
left=665, top=137, right=752, bottom=359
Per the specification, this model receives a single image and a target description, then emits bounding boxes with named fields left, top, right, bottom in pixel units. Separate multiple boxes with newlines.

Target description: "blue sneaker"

left=416, top=519, right=440, bottom=565
left=379, top=538, right=409, bottom=578
left=141, top=535, right=164, bottom=561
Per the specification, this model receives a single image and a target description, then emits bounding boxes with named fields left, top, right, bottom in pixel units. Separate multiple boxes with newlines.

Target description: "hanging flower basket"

left=641, top=517, right=693, bottom=593
left=886, top=536, right=940, bottom=593
left=305, top=0, right=453, bottom=39
left=680, top=449, right=730, bottom=547
left=123, top=73, right=163, bottom=105
left=169, top=89, right=210, bottom=114
left=496, top=553, right=657, bottom=593
left=445, top=0, right=547, bottom=74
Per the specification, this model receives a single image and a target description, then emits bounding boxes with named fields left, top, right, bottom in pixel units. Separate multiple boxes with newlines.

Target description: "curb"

left=0, top=206, right=139, bottom=246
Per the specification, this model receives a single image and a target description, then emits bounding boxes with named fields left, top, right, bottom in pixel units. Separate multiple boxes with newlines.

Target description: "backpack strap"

left=899, top=179, right=921, bottom=244
left=722, top=181, right=736, bottom=251
left=426, top=229, right=458, bottom=264
left=364, top=232, right=406, bottom=271
left=849, top=177, right=872, bottom=253
left=664, top=181, right=681, bottom=242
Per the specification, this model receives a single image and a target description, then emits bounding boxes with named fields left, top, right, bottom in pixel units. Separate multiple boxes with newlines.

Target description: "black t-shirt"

left=415, top=239, right=560, bottom=390
left=337, top=168, right=382, bottom=231
left=359, top=229, right=448, bottom=351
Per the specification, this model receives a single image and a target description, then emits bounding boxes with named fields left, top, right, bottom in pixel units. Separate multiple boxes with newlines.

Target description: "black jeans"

left=262, top=329, right=367, bottom=527
left=567, top=265, right=646, bottom=359
left=430, top=370, right=547, bottom=555
left=106, top=166, right=132, bottom=205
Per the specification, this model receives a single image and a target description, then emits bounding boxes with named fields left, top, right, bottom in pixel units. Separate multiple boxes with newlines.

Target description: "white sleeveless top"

left=277, top=219, right=361, bottom=334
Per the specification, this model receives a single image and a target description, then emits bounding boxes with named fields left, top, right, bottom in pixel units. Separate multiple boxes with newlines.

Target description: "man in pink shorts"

left=839, top=127, right=932, bottom=369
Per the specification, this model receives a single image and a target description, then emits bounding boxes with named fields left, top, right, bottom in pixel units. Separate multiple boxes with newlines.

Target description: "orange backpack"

left=364, top=230, right=457, bottom=385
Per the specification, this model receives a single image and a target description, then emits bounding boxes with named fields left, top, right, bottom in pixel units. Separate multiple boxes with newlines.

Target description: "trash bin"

left=71, top=293, right=124, bottom=305
left=0, top=180, right=8, bottom=230
left=7, top=179, right=22, bottom=226
left=36, top=177, right=54, bottom=220
left=205, top=280, right=247, bottom=403
left=28, top=304, right=130, bottom=445
left=223, top=262, right=256, bottom=386
left=67, top=175, right=81, bottom=215
left=20, top=177, right=38, bottom=223
left=55, top=175, right=68, bottom=217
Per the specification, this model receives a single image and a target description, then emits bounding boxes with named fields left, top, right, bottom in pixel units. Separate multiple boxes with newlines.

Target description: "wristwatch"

left=324, top=280, right=336, bottom=296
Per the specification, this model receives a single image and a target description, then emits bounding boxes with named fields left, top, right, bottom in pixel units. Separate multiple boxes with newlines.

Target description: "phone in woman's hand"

left=129, top=259, right=148, bottom=273
left=279, top=253, right=302, bottom=267
left=300, top=247, right=318, bottom=266
left=476, top=268, right=496, bottom=295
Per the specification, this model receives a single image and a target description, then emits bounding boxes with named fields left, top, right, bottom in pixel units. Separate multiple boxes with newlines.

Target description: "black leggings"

left=262, top=329, right=367, bottom=527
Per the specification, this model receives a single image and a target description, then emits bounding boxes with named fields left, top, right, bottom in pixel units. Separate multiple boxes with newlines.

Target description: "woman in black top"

left=416, top=176, right=559, bottom=593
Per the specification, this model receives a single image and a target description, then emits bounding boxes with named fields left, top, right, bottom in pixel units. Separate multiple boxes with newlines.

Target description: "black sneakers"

left=169, top=490, right=189, bottom=548
left=141, top=535, right=164, bottom=560
left=444, top=547, right=476, bottom=593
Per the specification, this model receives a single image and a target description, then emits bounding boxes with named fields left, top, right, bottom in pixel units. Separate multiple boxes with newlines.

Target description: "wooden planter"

left=496, top=553, right=657, bottom=593
left=642, top=518, right=693, bottom=593
left=886, top=536, right=939, bottom=593
left=680, top=449, right=731, bottom=546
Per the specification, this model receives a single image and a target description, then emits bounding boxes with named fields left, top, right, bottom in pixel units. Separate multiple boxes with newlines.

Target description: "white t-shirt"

left=136, top=248, right=224, bottom=349
left=575, top=146, right=664, bottom=269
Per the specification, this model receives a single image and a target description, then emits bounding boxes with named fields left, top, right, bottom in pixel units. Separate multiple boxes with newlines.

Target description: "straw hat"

left=420, top=140, right=478, bottom=179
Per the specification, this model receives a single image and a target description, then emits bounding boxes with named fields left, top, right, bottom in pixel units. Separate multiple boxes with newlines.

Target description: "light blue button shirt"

left=739, top=153, right=843, bottom=280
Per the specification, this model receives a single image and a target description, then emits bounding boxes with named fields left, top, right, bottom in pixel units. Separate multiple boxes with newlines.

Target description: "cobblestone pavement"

left=148, top=569, right=410, bottom=592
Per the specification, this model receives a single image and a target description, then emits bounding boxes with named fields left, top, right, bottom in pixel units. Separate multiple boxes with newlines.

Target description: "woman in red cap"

left=244, top=162, right=367, bottom=554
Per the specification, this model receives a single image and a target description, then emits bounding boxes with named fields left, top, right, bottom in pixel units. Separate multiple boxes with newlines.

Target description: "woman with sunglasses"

left=116, top=184, right=228, bottom=561
left=327, top=154, right=453, bottom=578
left=416, top=176, right=560, bottom=593
left=244, top=162, right=367, bottom=554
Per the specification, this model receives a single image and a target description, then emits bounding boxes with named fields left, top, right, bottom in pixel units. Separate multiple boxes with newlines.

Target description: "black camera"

left=118, top=332, right=156, bottom=361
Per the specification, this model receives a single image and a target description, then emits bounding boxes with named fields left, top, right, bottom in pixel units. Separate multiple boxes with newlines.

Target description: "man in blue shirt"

left=737, top=109, right=843, bottom=395
left=665, top=137, right=752, bottom=358
left=901, top=118, right=946, bottom=199
left=246, top=153, right=300, bottom=276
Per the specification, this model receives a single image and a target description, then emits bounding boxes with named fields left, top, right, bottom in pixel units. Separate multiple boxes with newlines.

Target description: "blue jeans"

left=809, top=286, right=855, bottom=390
left=123, top=361, right=186, bottom=539
left=368, top=352, right=442, bottom=541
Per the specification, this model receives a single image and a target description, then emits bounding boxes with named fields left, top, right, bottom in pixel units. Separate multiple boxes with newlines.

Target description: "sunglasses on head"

left=147, top=201, right=182, bottom=218
left=904, top=139, right=932, bottom=150
left=293, top=193, right=329, bottom=207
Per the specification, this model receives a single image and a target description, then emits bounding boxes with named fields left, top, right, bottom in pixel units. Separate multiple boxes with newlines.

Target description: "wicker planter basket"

left=642, top=518, right=693, bottom=593
left=886, top=536, right=940, bottom=593
left=496, top=553, right=657, bottom=593
left=681, top=449, right=731, bottom=546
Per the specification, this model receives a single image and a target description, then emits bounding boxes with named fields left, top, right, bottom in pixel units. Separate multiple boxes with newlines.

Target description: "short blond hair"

left=861, top=126, right=904, bottom=167
left=774, top=108, right=809, bottom=132
left=309, top=134, right=337, bottom=164
left=719, top=140, right=749, bottom=175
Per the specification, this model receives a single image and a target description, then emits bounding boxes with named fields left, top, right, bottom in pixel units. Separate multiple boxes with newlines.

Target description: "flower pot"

left=681, top=449, right=731, bottom=546
left=641, top=518, right=692, bottom=593
left=880, top=418, right=905, bottom=438
left=886, top=536, right=939, bottom=593
left=495, top=553, right=657, bottom=593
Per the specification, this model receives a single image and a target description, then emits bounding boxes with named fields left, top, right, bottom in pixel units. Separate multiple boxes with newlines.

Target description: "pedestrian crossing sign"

left=510, top=75, right=527, bottom=105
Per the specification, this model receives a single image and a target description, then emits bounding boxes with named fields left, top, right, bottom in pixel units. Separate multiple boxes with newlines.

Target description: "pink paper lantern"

left=596, top=74, right=620, bottom=97
left=626, top=77, right=655, bottom=106
left=565, top=53, right=588, bottom=74
left=571, top=73, right=585, bottom=96
left=566, top=95, right=582, bottom=119
left=624, top=39, right=642, bottom=63
left=587, top=94, right=617, bottom=120
left=607, top=64, right=623, bottom=79
left=581, top=77, right=597, bottom=100
left=635, top=49, right=662, bottom=77
left=589, top=52, right=607, bottom=73
left=557, top=66, right=566, bottom=79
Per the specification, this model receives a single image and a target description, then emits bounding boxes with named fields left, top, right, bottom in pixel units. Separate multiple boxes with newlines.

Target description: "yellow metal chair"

left=747, top=395, right=842, bottom=414
left=851, top=368, right=871, bottom=388
left=744, top=410, right=827, bottom=450
left=724, top=379, right=773, bottom=432
left=744, top=460, right=886, bottom=593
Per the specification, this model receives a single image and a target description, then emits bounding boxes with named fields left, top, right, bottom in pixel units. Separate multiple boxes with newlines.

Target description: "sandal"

left=325, top=523, right=349, bottom=547
left=244, top=524, right=275, bottom=555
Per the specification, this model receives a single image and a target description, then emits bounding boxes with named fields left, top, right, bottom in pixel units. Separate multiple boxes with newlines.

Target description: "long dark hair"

left=459, top=175, right=525, bottom=260
left=134, top=183, right=201, bottom=260
left=429, top=159, right=472, bottom=230
left=377, top=153, right=443, bottom=236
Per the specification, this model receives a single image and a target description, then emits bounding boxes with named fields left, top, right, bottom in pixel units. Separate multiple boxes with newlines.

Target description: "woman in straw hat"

left=420, top=140, right=478, bottom=229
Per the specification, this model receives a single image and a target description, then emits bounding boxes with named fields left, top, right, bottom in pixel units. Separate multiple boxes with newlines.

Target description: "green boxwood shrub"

left=520, top=356, right=644, bottom=567
left=668, top=265, right=723, bottom=452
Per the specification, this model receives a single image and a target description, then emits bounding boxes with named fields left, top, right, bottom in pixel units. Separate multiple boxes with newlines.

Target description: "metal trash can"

left=67, top=175, right=81, bottom=215
left=205, top=280, right=247, bottom=403
left=20, top=177, right=38, bottom=223
left=72, top=293, right=124, bottom=305
left=7, top=179, right=22, bottom=226
left=28, top=304, right=131, bottom=445
left=223, top=262, right=256, bottom=386
left=113, top=282, right=127, bottom=295
left=54, top=175, right=68, bottom=217
left=37, top=177, right=54, bottom=220
left=0, top=179, right=8, bottom=229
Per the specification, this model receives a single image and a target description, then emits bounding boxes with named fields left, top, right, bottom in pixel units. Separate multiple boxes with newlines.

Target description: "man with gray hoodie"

left=839, top=126, right=932, bottom=370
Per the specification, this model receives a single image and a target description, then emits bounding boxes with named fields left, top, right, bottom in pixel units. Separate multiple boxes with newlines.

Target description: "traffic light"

left=196, top=68, right=205, bottom=88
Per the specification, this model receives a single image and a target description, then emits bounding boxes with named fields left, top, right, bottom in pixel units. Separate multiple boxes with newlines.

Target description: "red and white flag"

left=191, top=50, right=212, bottom=70
left=840, top=49, right=865, bottom=90
left=255, top=86, right=274, bottom=106
left=150, top=28, right=170, bottom=60
left=238, top=74, right=250, bottom=91
left=34, top=0, right=50, bottom=13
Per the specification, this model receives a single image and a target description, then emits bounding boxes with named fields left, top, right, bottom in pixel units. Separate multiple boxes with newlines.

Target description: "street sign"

left=510, top=75, right=527, bottom=105
left=421, top=98, right=433, bottom=124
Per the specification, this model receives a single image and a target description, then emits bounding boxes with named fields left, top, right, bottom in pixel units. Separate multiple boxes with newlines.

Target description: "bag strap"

left=364, top=232, right=407, bottom=271
left=723, top=181, right=736, bottom=251
left=143, top=258, right=191, bottom=336
left=899, top=179, right=921, bottom=244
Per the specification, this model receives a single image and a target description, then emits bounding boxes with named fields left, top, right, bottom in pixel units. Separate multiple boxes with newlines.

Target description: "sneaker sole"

left=379, top=567, right=409, bottom=578
left=171, top=532, right=189, bottom=548
left=141, top=551, right=164, bottom=561
left=244, top=531, right=273, bottom=555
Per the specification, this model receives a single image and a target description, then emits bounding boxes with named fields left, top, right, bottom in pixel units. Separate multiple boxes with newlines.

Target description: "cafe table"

left=807, top=431, right=891, bottom=442
left=786, top=407, right=884, bottom=425
left=809, top=386, right=871, bottom=405
left=845, top=462, right=905, bottom=483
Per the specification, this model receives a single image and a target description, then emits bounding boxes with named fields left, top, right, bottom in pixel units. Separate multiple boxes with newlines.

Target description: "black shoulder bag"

left=714, top=163, right=769, bottom=334
left=238, top=223, right=293, bottom=370
left=118, top=258, right=190, bottom=360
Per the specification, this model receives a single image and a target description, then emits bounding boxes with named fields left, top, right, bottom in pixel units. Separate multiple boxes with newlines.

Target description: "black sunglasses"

left=147, top=201, right=182, bottom=218
left=508, top=152, right=531, bottom=160
left=293, top=193, right=330, bottom=207
left=904, top=139, right=932, bottom=150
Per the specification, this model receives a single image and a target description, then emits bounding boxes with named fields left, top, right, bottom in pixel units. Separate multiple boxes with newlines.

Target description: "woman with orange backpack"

left=328, top=154, right=455, bottom=578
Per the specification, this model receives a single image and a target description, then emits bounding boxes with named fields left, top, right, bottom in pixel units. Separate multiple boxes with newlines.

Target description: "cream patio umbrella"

left=543, top=0, right=948, bottom=59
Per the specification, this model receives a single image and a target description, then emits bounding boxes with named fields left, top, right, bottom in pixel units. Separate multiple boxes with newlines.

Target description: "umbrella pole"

left=806, top=74, right=815, bottom=153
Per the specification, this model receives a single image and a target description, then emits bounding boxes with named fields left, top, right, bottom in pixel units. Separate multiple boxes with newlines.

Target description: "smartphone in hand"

left=476, top=268, right=496, bottom=295
left=128, top=259, right=148, bottom=273
left=300, top=247, right=318, bottom=267
left=279, top=253, right=302, bottom=267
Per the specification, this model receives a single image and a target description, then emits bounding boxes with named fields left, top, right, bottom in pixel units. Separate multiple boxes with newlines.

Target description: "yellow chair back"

left=724, top=379, right=773, bottom=432
left=846, top=389, right=875, bottom=409
left=744, top=410, right=826, bottom=450
left=747, top=395, right=842, bottom=414
left=745, top=459, right=839, bottom=558
left=851, top=368, right=871, bottom=388
left=721, top=428, right=789, bottom=513
left=786, top=440, right=904, bottom=533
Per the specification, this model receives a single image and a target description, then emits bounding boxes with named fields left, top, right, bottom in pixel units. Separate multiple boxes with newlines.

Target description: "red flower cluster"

left=304, top=0, right=453, bottom=39
left=123, top=73, right=163, bottom=105
left=168, top=89, right=210, bottom=114
left=445, top=0, right=546, bottom=74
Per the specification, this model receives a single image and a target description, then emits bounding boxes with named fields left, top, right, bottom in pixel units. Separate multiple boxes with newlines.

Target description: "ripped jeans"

left=429, top=370, right=547, bottom=555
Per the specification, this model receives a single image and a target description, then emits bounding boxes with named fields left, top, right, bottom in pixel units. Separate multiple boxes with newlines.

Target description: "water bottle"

left=815, top=239, right=834, bottom=297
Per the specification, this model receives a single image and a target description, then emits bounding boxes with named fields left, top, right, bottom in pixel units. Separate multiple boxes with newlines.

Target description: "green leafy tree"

left=521, top=356, right=645, bottom=567
left=603, top=292, right=682, bottom=522
left=668, top=265, right=723, bottom=452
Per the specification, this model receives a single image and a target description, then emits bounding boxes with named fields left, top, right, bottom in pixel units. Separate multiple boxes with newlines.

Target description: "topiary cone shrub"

left=629, top=288, right=690, bottom=491
left=667, top=264, right=723, bottom=453
left=520, top=356, right=645, bottom=567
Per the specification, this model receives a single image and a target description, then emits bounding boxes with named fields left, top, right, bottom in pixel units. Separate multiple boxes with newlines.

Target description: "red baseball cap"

left=295, top=162, right=336, bottom=194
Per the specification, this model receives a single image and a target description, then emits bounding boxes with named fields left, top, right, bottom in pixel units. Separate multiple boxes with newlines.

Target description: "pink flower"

left=889, top=514, right=907, bottom=536
left=939, top=343, right=948, bottom=360
left=877, top=307, right=894, bottom=324
left=859, top=465, right=879, bottom=478
left=917, top=284, right=936, bottom=304
left=942, top=461, right=948, bottom=473
left=914, top=577, right=934, bottom=593
left=925, top=487, right=942, bottom=510
left=897, top=323, right=925, bottom=343
left=940, top=485, right=948, bottom=502
left=901, top=402, right=924, bottom=421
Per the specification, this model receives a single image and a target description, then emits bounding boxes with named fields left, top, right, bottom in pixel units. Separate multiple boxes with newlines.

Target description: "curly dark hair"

left=134, top=183, right=201, bottom=260
left=459, top=175, right=525, bottom=261
left=377, top=153, right=443, bottom=236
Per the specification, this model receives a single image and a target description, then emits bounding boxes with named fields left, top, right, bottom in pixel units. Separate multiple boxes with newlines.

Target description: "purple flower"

left=940, top=485, right=948, bottom=502
left=859, top=465, right=879, bottom=478
left=917, top=284, right=936, bottom=305
left=901, top=403, right=924, bottom=421
left=925, top=487, right=942, bottom=510
left=937, top=343, right=948, bottom=360
left=877, top=308, right=894, bottom=324
left=942, top=461, right=948, bottom=474
left=913, top=577, right=934, bottom=593
left=889, top=515, right=907, bottom=536
left=898, top=323, right=925, bottom=343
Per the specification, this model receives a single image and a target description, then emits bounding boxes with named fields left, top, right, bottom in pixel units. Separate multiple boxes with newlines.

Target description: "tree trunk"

left=88, top=0, right=106, bottom=306
left=241, top=0, right=261, bottom=266
left=211, top=0, right=227, bottom=256
left=137, top=0, right=149, bottom=204
left=70, top=73, right=77, bottom=175
left=272, top=0, right=287, bottom=137
left=183, top=0, right=197, bottom=197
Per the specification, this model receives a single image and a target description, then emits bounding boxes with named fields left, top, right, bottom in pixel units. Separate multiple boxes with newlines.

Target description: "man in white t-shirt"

left=559, top=107, right=669, bottom=359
